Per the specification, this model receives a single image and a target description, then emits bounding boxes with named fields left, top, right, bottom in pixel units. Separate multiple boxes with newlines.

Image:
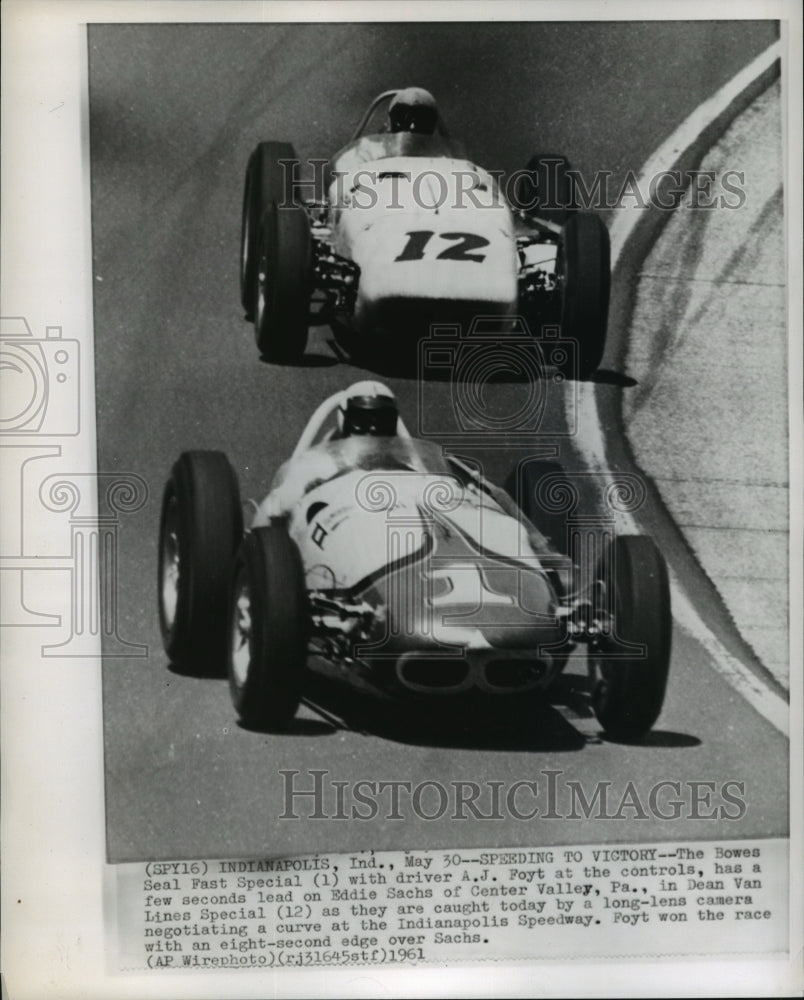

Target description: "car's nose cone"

left=360, top=559, right=565, bottom=658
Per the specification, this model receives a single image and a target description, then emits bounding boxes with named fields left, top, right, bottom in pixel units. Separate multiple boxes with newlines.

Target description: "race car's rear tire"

left=228, top=524, right=308, bottom=731
left=515, top=154, right=574, bottom=224
left=254, top=201, right=312, bottom=362
left=506, top=459, right=573, bottom=555
left=589, top=535, right=672, bottom=740
left=158, top=451, right=243, bottom=677
left=240, top=141, right=299, bottom=317
left=557, top=211, right=610, bottom=378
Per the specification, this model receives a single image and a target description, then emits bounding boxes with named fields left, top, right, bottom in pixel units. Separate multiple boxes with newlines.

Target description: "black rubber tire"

left=506, top=459, right=573, bottom=554
left=158, top=451, right=243, bottom=677
left=557, top=211, right=610, bottom=378
left=515, top=153, right=574, bottom=223
left=240, top=141, right=299, bottom=316
left=590, top=535, right=672, bottom=740
left=253, top=201, right=312, bottom=362
left=228, top=524, right=308, bottom=731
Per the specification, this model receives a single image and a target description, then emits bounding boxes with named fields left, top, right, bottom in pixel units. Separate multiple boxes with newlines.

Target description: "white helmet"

left=337, top=380, right=398, bottom=437
left=388, top=87, right=438, bottom=134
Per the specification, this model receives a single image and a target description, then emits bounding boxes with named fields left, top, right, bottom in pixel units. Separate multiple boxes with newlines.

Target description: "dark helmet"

left=337, top=380, right=399, bottom=437
left=388, top=87, right=438, bottom=134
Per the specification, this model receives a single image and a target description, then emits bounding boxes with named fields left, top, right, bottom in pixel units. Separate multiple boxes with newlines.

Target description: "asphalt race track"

left=88, top=21, right=786, bottom=861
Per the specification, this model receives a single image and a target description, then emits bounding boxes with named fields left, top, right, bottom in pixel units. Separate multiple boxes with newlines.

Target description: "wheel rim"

left=255, top=227, right=270, bottom=336
left=160, top=494, right=180, bottom=632
left=241, top=180, right=252, bottom=284
left=256, top=259, right=266, bottom=332
left=231, top=573, right=252, bottom=688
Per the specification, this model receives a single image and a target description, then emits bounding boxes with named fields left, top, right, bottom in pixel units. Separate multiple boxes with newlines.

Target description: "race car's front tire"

left=557, top=212, right=610, bottom=378
left=589, top=535, right=672, bottom=740
left=228, top=524, right=308, bottom=731
left=515, top=153, right=574, bottom=224
left=158, top=451, right=243, bottom=677
left=240, top=141, right=299, bottom=317
left=254, top=201, right=312, bottom=363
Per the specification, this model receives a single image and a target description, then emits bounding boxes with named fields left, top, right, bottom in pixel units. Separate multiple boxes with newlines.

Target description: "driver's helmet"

left=388, top=87, right=438, bottom=134
left=337, top=381, right=399, bottom=437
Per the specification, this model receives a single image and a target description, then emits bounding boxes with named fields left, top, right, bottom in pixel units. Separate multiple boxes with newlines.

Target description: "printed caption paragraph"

left=114, top=838, right=788, bottom=970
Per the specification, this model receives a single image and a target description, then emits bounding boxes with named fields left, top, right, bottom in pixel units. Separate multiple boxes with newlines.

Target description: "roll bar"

left=291, top=385, right=411, bottom=459
left=350, top=89, right=449, bottom=142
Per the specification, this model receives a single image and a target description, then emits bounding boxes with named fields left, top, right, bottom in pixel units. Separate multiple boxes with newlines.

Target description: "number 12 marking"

left=394, top=230, right=489, bottom=263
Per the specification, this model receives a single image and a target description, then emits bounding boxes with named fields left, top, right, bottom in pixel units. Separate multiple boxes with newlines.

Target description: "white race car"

left=158, top=382, right=671, bottom=741
left=239, top=88, right=610, bottom=376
